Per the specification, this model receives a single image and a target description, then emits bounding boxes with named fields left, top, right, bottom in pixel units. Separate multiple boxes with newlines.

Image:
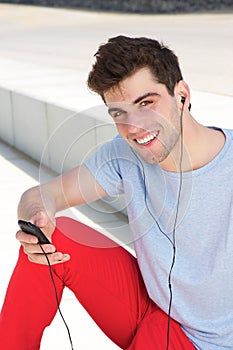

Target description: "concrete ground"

left=0, top=4, right=232, bottom=349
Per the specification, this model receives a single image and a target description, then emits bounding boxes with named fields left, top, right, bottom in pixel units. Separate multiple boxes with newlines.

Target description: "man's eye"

left=115, top=111, right=122, bottom=117
left=140, top=100, right=152, bottom=107
left=112, top=110, right=124, bottom=118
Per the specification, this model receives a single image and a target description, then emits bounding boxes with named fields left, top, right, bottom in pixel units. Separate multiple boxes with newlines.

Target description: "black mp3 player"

left=18, top=220, right=51, bottom=244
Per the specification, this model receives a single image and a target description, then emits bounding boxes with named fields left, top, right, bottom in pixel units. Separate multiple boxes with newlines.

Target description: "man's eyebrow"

left=133, top=92, right=159, bottom=105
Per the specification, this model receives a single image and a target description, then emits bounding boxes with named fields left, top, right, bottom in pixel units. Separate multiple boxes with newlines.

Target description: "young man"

left=0, top=36, right=231, bottom=350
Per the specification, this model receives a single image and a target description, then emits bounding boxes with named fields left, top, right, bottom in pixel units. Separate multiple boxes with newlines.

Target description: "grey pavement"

left=0, top=4, right=233, bottom=349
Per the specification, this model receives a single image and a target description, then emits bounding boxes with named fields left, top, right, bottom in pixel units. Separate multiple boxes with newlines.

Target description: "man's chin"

left=141, top=154, right=159, bottom=165
left=131, top=146, right=159, bottom=165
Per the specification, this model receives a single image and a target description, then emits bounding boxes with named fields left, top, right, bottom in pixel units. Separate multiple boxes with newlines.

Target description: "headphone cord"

left=39, top=243, right=74, bottom=350
left=131, top=103, right=184, bottom=350
left=166, top=104, right=184, bottom=350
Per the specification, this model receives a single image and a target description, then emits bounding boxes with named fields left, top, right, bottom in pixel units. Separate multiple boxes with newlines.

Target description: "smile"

left=135, top=132, right=159, bottom=145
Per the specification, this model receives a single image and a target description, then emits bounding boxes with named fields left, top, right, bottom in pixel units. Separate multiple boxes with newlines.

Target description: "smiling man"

left=104, top=67, right=186, bottom=167
left=0, top=36, right=232, bottom=350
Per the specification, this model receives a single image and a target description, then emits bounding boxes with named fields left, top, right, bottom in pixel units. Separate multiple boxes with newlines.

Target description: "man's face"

left=104, top=67, right=182, bottom=168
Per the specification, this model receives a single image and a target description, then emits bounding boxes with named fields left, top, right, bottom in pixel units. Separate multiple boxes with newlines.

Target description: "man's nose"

left=125, top=111, right=143, bottom=133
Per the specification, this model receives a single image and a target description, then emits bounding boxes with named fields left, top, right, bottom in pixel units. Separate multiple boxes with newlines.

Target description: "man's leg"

left=0, top=246, right=64, bottom=349
left=52, top=216, right=152, bottom=349
left=127, top=308, right=196, bottom=350
left=0, top=216, right=149, bottom=350
left=0, top=216, right=196, bottom=349
left=53, top=217, right=196, bottom=350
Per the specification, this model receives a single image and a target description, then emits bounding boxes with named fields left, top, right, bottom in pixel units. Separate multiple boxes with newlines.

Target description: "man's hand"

left=16, top=211, right=70, bottom=265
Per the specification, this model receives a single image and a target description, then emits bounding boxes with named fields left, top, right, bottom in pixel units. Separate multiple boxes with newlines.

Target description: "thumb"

left=31, top=211, right=52, bottom=228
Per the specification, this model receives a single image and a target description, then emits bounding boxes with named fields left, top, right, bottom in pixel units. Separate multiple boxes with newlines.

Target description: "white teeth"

left=136, top=132, right=158, bottom=145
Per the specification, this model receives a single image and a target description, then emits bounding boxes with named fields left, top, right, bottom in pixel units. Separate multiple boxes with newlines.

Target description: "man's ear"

left=174, top=80, right=191, bottom=110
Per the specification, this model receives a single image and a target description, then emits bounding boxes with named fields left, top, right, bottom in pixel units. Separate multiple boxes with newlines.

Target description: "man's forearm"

left=17, top=165, right=107, bottom=222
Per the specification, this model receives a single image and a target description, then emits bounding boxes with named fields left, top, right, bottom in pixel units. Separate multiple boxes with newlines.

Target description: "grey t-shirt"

left=85, top=128, right=233, bottom=350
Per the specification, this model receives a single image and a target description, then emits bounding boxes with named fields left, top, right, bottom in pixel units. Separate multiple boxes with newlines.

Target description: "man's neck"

left=159, top=115, right=226, bottom=173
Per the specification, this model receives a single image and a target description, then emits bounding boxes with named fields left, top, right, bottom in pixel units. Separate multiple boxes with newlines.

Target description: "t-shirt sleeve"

left=84, top=138, right=125, bottom=197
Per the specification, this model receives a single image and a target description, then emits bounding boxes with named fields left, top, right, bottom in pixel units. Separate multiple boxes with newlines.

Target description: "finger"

left=23, top=242, right=56, bottom=255
left=28, top=251, right=70, bottom=265
left=16, top=230, right=38, bottom=244
left=30, top=211, right=48, bottom=227
left=31, top=211, right=55, bottom=229
left=29, top=212, right=55, bottom=239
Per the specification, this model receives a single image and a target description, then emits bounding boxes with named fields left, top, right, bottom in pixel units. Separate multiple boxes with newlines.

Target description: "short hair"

left=87, top=35, right=183, bottom=100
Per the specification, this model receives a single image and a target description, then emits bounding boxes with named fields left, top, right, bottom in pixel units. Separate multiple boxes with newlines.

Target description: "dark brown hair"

left=87, top=35, right=183, bottom=100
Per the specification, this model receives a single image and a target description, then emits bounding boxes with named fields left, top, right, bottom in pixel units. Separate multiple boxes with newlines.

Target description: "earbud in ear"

left=181, top=96, right=186, bottom=104
left=181, top=96, right=191, bottom=111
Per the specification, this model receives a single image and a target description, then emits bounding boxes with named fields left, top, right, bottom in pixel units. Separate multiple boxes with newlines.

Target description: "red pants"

left=0, top=217, right=195, bottom=349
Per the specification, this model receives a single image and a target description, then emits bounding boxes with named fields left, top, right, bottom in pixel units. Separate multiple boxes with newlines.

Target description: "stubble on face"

left=133, top=102, right=182, bottom=166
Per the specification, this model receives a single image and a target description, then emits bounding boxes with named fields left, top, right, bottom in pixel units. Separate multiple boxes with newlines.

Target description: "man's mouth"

left=135, top=131, right=159, bottom=146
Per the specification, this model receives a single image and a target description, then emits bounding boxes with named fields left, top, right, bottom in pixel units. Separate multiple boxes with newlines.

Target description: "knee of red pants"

left=127, top=308, right=195, bottom=350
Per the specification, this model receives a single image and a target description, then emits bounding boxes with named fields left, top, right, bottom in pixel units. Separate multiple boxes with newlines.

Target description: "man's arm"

left=16, top=164, right=107, bottom=265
